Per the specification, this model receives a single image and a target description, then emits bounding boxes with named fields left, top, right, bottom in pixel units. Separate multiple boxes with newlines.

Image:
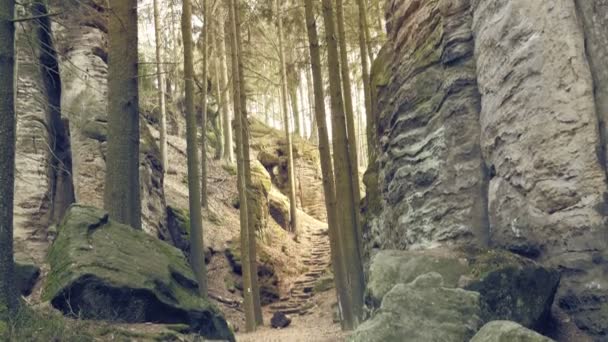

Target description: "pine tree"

left=321, top=0, right=365, bottom=330
left=153, top=0, right=168, bottom=174
left=277, top=0, right=299, bottom=236
left=356, top=0, right=373, bottom=161
left=217, top=13, right=234, bottom=163
left=336, top=0, right=362, bottom=206
left=200, top=0, right=209, bottom=209
left=104, top=0, right=142, bottom=229
left=303, top=0, right=350, bottom=330
left=0, top=0, right=18, bottom=326
left=182, top=0, right=208, bottom=297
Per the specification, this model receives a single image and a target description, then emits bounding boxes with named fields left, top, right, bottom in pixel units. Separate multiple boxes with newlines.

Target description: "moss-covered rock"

left=471, top=321, right=555, bottom=342
left=366, top=248, right=560, bottom=330
left=166, top=206, right=191, bottom=256
left=225, top=241, right=279, bottom=305
left=44, top=205, right=234, bottom=341
left=268, top=187, right=290, bottom=230
left=351, top=273, right=482, bottom=342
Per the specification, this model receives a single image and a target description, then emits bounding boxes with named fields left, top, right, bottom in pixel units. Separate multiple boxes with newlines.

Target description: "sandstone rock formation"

left=366, top=248, right=560, bottom=330
left=350, top=272, right=482, bottom=342
left=49, top=0, right=168, bottom=239
left=471, top=321, right=555, bottom=342
left=367, top=0, right=608, bottom=338
left=44, top=205, right=234, bottom=341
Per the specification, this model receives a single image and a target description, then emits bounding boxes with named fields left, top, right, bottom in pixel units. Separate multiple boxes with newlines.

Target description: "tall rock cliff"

left=367, top=0, right=608, bottom=338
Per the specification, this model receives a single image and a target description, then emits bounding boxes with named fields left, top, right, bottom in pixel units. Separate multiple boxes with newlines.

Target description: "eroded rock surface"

left=50, top=0, right=168, bottom=239
left=351, top=272, right=482, bottom=342
left=366, top=249, right=559, bottom=329
left=471, top=321, right=555, bottom=342
left=367, top=0, right=608, bottom=338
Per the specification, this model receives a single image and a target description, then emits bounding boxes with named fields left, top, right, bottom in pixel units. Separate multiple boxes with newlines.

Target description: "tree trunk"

left=277, top=0, right=299, bottom=236
left=233, top=0, right=264, bottom=325
left=303, top=0, right=350, bottom=330
left=153, top=0, right=168, bottom=174
left=0, top=0, right=18, bottom=324
left=229, top=0, right=262, bottom=330
left=105, top=0, right=142, bottom=230
left=217, top=15, right=234, bottom=163
left=289, top=81, right=302, bottom=138
left=337, top=0, right=361, bottom=206
left=200, top=0, right=209, bottom=209
left=321, top=0, right=365, bottom=330
left=182, top=0, right=208, bottom=297
left=356, top=0, right=373, bottom=163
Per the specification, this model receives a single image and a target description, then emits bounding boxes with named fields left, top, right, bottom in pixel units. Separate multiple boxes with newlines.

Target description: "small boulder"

left=350, top=272, right=482, bottom=342
left=471, top=321, right=555, bottom=342
left=271, top=312, right=292, bottom=329
left=44, top=205, right=234, bottom=341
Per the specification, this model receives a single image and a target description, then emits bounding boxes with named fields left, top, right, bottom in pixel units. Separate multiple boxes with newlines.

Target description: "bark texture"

left=0, top=0, right=18, bottom=323
left=303, top=0, right=348, bottom=330
left=182, top=0, right=208, bottom=297
left=321, top=0, right=365, bottom=330
left=104, top=0, right=142, bottom=229
left=277, top=0, right=299, bottom=236
left=153, top=0, right=168, bottom=173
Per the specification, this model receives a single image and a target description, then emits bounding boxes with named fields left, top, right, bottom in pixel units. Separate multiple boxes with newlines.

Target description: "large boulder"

left=366, top=248, right=559, bottom=330
left=43, top=205, right=234, bottom=341
left=471, top=321, right=555, bottom=342
left=350, top=273, right=482, bottom=342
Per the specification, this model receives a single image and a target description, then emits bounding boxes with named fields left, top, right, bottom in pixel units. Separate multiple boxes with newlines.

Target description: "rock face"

left=471, top=321, right=555, bottom=342
left=350, top=272, right=482, bottom=342
left=44, top=205, right=234, bottom=341
left=366, top=249, right=560, bottom=330
left=250, top=119, right=327, bottom=222
left=49, top=0, right=168, bottom=239
left=368, top=0, right=608, bottom=337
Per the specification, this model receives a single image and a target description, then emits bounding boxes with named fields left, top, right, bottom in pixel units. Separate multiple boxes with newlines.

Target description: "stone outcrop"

left=44, top=205, right=234, bottom=341
left=350, top=272, right=482, bottom=342
left=14, top=1, right=72, bottom=264
left=368, top=0, right=608, bottom=337
left=49, top=0, right=168, bottom=239
left=366, top=249, right=560, bottom=330
left=250, top=119, right=327, bottom=222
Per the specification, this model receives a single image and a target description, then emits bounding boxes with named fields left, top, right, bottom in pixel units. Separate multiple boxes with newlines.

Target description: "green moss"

left=222, top=162, right=237, bottom=175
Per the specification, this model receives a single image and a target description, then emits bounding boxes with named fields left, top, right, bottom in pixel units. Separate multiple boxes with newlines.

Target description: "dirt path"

left=237, top=221, right=346, bottom=342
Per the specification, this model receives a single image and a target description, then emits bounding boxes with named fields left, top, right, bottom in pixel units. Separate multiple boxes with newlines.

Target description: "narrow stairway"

left=269, top=227, right=332, bottom=316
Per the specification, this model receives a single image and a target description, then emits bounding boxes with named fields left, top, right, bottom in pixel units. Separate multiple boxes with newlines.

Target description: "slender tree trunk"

left=229, top=0, right=262, bottom=330
left=105, top=0, right=142, bottom=229
left=233, top=0, right=263, bottom=325
left=153, top=0, right=168, bottom=174
left=303, top=0, right=350, bottom=330
left=182, top=0, right=208, bottom=297
left=356, top=0, right=373, bottom=162
left=289, top=81, right=302, bottom=138
left=0, top=0, right=18, bottom=324
left=217, top=15, right=234, bottom=163
left=337, top=0, right=361, bottom=205
left=200, top=0, right=209, bottom=209
left=277, top=0, right=299, bottom=236
left=321, top=0, right=365, bottom=330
